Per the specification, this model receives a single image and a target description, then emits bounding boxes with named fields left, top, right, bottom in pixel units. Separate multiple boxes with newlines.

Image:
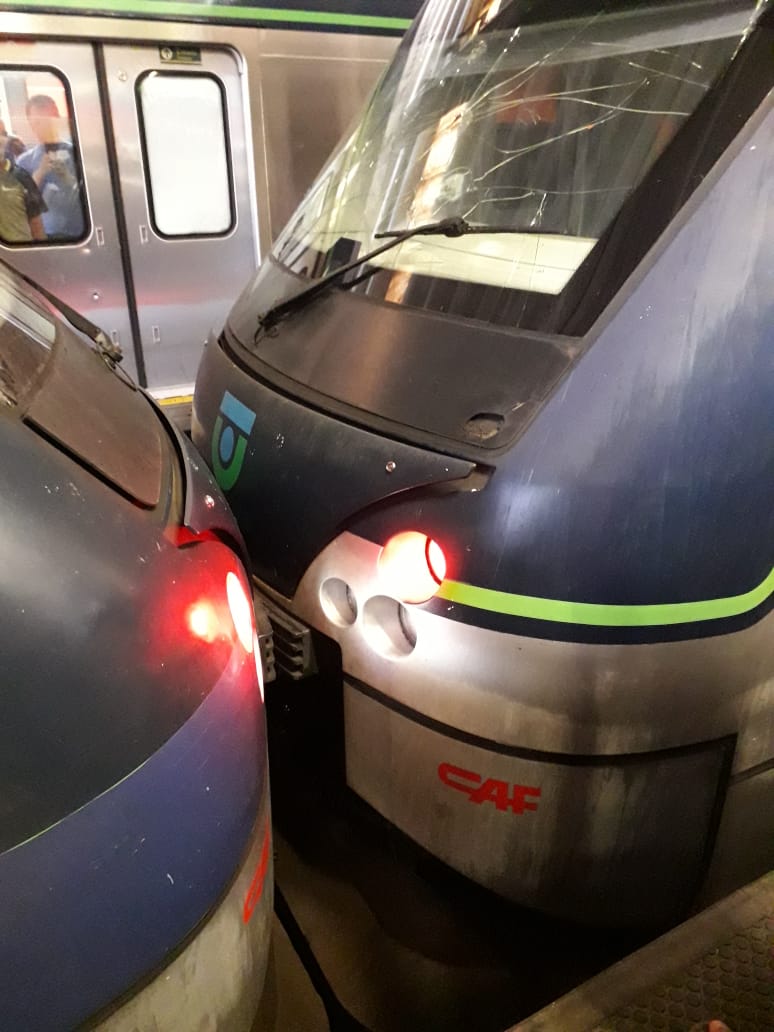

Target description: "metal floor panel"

left=513, top=873, right=774, bottom=1032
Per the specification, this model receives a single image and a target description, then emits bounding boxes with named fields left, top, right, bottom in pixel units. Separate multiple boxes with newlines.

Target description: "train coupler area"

left=254, top=600, right=277, bottom=684
left=254, top=586, right=317, bottom=681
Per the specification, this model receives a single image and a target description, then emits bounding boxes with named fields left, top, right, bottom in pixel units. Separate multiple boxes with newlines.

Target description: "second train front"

left=192, top=0, right=774, bottom=927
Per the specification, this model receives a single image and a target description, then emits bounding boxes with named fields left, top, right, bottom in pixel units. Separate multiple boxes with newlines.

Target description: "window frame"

left=134, top=69, right=236, bottom=241
left=268, top=12, right=772, bottom=339
left=0, top=63, right=90, bottom=248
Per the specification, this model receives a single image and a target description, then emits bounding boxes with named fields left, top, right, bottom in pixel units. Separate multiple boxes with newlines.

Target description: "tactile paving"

left=594, top=912, right=773, bottom=1031
left=512, top=873, right=774, bottom=1032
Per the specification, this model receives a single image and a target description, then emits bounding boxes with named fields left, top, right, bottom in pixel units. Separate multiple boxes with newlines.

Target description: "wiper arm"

left=374, top=217, right=549, bottom=238
left=2, top=257, right=124, bottom=367
left=45, top=291, right=124, bottom=367
left=256, top=216, right=520, bottom=335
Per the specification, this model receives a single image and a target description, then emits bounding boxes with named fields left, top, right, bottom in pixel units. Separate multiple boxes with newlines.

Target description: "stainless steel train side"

left=0, top=9, right=404, bottom=419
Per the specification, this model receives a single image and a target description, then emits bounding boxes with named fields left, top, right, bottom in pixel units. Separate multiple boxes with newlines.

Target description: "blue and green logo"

left=211, top=391, right=256, bottom=490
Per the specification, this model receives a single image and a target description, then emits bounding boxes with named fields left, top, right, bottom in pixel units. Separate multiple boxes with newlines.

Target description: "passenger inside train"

left=18, top=93, right=85, bottom=239
left=0, top=130, right=45, bottom=242
left=0, top=71, right=86, bottom=245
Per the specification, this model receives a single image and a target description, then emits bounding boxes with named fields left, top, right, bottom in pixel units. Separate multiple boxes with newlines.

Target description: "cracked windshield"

left=266, top=0, right=754, bottom=331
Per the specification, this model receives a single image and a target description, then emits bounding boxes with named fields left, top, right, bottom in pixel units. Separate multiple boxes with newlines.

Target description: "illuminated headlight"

left=378, top=531, right=447, bottom=604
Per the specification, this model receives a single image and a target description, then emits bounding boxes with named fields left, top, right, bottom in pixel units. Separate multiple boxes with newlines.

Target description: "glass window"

left=137, top=72, right=233, bottom=237
left=262, top=0, right=759, bottom=334
left=0, top=263, right=54, bottom=408
left=0, top=67, right=88, bottom=245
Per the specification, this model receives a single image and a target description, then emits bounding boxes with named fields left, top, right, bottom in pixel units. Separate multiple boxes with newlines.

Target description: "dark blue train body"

left=193, top=0, right=773, bottom=926
left=0, top=263, right=272, bottom=1029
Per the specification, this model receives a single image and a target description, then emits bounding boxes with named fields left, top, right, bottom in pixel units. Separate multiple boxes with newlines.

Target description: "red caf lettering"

left=438, top=763, right=541, bottom=815
left=438, top=762, right=481, bottom=792
left=509, top=783, right=541, bottom=814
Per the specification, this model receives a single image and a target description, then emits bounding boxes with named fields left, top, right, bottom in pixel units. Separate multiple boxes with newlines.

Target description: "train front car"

left=0, top=263, right=272, bottom=1029
left=193, top=0, right=773, bottom=927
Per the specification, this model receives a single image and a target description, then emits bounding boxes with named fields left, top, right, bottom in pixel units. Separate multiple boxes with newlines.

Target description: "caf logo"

left=211, top=391, right=256, bottom=490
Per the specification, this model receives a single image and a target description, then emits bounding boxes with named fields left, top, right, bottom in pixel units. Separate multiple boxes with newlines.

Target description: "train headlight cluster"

left=321, top=577, right=359, bottom=626
left=377, top=531, right=446, bottom=605
left=185, top=570, right=255, bottom=655
left=142, top=542, right=263, bottom=709
left=317, top=531, right=447, bottom=659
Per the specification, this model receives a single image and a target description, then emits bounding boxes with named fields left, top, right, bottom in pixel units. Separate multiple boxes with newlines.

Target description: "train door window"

left=136, top=73, right=233, bottom=238
left=0, top=68, right=88, bottom=246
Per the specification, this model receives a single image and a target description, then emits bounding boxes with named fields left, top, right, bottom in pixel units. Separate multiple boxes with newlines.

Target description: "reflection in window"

left=137, top=73, right=233, bottom=237
left=0, top=67, right=88, bottom=245
left=270, top=0, right=751, bottom=323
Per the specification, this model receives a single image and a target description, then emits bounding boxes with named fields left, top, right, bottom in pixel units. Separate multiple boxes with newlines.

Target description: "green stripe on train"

left=0, top=0, right=413, bottom=30
left=437, top=567, right=774, bottom=627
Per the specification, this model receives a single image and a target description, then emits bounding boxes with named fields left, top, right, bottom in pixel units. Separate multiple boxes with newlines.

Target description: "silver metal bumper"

left=96, top=809, right=273, bottom=1031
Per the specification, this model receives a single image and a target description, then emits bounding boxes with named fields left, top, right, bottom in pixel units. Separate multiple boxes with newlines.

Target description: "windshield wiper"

left=2, top=257, right=124, bottom=368
left=374, top=217, right=549, bottom=238
left=256, top=215, right=522, bottom=335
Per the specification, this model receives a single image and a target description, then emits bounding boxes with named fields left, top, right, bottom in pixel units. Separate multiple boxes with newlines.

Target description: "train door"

left=102, top=44, right=257, bottom=400
left=0, top=40, right=257, bottom=399
left=0, top=42, right=138, bottom=377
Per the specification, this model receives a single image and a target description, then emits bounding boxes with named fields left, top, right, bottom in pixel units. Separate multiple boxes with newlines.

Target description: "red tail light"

left=185, top=574, right=254, bottom=654
left=378, top=531, right=447, bottom=604
left=143, top=541, right=257, bottom=699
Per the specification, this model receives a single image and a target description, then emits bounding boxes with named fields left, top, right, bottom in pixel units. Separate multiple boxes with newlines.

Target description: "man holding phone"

left=17, top=94, right=84, bottom=240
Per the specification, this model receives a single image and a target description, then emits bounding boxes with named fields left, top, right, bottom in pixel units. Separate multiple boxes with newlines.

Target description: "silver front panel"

left=346, top=684, right=726, bottom=926
left=103, top=44, right=259, bottom=393
left=288, top=532, right=774, bottom=767
left=271, top=529, right=774, bottom=913
left=96, top=796, right=273, bottom=1031
left=701, top=768, right=774, bottom=905
left=0, top=41, right=138, bottom=380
